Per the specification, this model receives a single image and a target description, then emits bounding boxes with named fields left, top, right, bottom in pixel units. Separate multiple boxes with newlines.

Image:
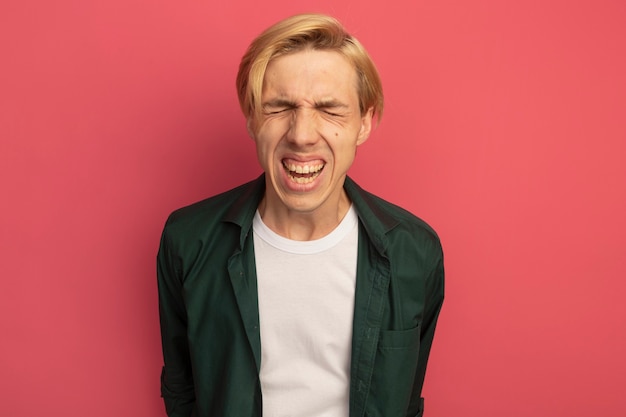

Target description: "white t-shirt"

left=253, top=205, right=359, bottom=417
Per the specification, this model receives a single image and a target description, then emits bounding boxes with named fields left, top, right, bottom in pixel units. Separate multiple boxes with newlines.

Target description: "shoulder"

left=167, top=181, right=250, bottom=225
left=346, top=177, right=441, bottom=250
left=161, top=177, right=262, bottom=244
left=375, top=192, right=442, bottom=261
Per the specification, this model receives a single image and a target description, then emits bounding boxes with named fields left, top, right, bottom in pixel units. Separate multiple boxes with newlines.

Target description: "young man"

left=158, top=13, right=444, bottom=417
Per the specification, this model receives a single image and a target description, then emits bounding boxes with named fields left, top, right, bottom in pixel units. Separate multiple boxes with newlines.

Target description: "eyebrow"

left=314, top=99, right=348, bottom=109
left=262, top=99, right=297, bottom=109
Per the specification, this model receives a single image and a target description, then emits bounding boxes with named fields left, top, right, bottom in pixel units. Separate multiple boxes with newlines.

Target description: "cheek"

left=257, top=120, right=288, bottom=143
left=256, top=141, right=273, bottom=161
left=253, top=135, right=270, bottom=158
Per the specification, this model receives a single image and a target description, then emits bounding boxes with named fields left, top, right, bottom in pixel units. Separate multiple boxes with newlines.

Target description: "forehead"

left=262, top=49, right=359, bottom=101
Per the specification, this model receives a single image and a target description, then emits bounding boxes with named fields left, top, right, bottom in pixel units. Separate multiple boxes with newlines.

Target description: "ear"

left=356, top=107, right=374, bottom=146
left=246, top=118, right=256, bottom=140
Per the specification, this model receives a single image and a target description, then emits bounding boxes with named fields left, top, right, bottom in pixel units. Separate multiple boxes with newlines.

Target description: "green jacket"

left=157, top=175, right=444, bottom=417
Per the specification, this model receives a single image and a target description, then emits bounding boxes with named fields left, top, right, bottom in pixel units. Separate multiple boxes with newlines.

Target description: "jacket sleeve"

left=408, top=243, right=445, bottom=416
left=157, top=223, right=195, bottom=417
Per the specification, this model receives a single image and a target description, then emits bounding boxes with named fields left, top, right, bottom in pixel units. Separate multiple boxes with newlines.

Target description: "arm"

left=408, top=245, right=445, bottom=416
left=157, top=225, right=195, bottom=417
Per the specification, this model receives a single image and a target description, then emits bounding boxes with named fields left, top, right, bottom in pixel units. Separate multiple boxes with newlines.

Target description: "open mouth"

left=282, top=161, right=325, bottom=184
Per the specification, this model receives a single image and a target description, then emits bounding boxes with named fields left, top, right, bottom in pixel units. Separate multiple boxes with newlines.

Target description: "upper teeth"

left=286, top=163, right=324, bottom=174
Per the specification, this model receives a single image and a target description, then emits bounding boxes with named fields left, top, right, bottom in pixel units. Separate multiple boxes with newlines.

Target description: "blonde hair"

left=236, top=14, right=384, bottom=122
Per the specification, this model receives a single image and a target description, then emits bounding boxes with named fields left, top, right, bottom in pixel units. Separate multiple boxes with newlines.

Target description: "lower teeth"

left=289, top=173, right=318, bottom=184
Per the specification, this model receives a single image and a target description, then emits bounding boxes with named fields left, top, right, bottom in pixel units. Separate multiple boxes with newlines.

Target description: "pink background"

left=2, top=1, right=625, bottom=416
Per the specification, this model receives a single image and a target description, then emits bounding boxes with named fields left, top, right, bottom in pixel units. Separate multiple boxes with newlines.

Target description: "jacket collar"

left=343, top=176, right=399, bottom=257
left=223, top=174, right=400, bottom=254
left=222, top=174, right=266, bottom=248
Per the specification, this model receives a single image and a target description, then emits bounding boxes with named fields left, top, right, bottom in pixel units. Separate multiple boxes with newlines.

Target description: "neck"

left=258, top=190, right=351, bottom=241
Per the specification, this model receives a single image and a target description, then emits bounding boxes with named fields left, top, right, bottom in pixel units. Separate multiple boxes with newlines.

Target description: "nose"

left=287, top=108, right=319, bottom=146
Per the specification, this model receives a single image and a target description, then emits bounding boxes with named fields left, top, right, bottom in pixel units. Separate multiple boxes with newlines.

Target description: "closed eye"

left=262, top=99, right=297, bottom=116
left=321, top=109, right=345, bottom=117
left=266, top=108, right=289, bottom=115
left=316, top=100, right=348, bottom=117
